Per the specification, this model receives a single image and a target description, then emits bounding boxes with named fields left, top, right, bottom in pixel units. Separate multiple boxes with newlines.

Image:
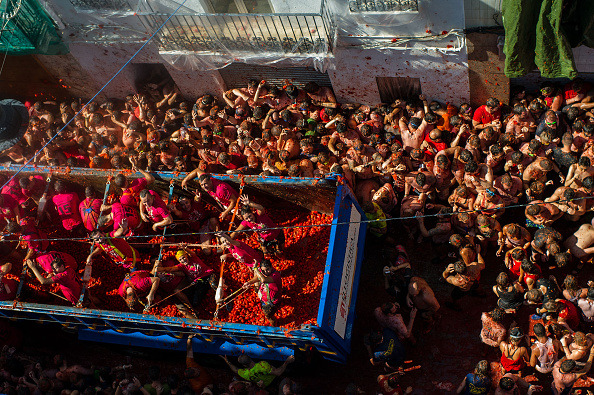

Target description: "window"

left=376, top=77, right=421, bottom=103
left=204, top=0, right=273, bottom=13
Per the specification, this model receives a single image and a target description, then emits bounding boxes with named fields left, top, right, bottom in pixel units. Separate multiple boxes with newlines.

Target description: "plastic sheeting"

left=0, top=0, right=68, bottom=55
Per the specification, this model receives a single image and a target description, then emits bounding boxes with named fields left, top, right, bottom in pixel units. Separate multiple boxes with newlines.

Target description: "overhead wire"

left=0, top=0, right=189, bottom=192
left=2, top=195, right=593, bottom=244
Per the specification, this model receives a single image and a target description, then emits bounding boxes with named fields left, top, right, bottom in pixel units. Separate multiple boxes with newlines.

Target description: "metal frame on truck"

left=0, top=166, right=366, bottom=363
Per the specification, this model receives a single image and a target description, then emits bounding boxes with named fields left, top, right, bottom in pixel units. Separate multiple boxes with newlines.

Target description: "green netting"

left=0, top=0, right=68, bottom=55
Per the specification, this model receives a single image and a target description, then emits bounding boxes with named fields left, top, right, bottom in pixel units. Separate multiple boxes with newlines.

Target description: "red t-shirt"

left=143, top=190, right=170, bottom=223
left=20, top=218, right=49, bottom=253
left=208, top=179, right=238, bottom=209
left=52, top=192, right=82, bottom=231
left=564, top=81, right=592, bottom=100
left=99, top=238, right=138, bottom=268
left=121, top=178, right=147, bottom=207
left=118, top=270, right=153, bottom=297
left=229, top=240, right=261, bottom=267
left=79, top=197, right=102, bottom=232
left=52, top=267, right=81, bottom=305
left=473, top=105, right=501, bottom=125
left=1, top=179, right=26, bottom=204
left=111, top=202, right=140, bottom=236
left=558, top=299, right=580, bottom=330
left=422, top=133, right=447, bottom=159
left=36, top=251, right=77, bottom=274
left=179, top=256, right=213, bottom=282
left=240, top=212, right=279, bottom=241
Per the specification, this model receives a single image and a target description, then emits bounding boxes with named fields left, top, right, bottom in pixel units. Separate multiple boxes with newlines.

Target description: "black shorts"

left=261, top=231, right=285, bottom=250
left=261, top=301, right=279, bottom=317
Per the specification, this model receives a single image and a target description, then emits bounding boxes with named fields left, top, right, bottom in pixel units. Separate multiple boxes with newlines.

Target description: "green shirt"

left=237, top=361, right=276, bottom=387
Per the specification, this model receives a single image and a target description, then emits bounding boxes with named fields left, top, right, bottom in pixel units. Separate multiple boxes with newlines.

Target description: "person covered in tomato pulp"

left=242, top=259, right=282, bottom=326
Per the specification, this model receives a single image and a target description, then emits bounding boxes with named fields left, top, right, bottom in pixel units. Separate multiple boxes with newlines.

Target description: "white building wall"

left=37, top=0, right=471, bottom=104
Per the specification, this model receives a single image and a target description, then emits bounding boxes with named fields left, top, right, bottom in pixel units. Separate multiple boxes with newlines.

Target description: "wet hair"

left=588, top=287, right=594, bottom=300
left=415, top=172, right=426, bottom=186
left=489, top=144, right=501, bottom=156
left=499, top=377, right=515, bottom=391
left=303, top=81, right=319, bottom=94
left=114, top=174, right=127, bottom=188
left=449, top=233, right=463, bottom=247
left=554, top=252, right=571, bottom=268
left=486, top=98, right=500, bottom=108
left=513, top=104, right=526, bottom=115
left=510, top=151, right=523, bottom=164
left=526, top=204, right=541, bottom=216
left=511, top=248, right=526, bottom=261
left=84, top=186, right=96, bottom=199
left=533, top=323, right=546, bottom=337
left=563, top=188, right=576, bottom=200
left=198, top=173, right=211, bottom=183
left=496, top=272, right=510, bottom=287
left=583, top=177, right=594, bottom=191
left=54, top=179, right=66, bottom=194
left=490, top=307, right=504, bottom=322
left=474, top=360, right=489, bottom=377
left=530, top=180, right=545, bottom=194
left=139, top=189, right=150, bottom=199
left=579, top=156, right=591, bottom=167
left=464, top=160, right=478, bottom=173
left=560, top=359, right=576, bottom=373
left=409, top=117, right=421, bottom=129
left=424, top=112, right=438, bottom=124
left=528, top=139, right=542, bottom=152
left=459, top=149, right=472, bottom=162
left=526, top=289, right=543, bottom=303
left=453, top=261, right=466, bottom=274
left=539, top=159, right=552, bottom=171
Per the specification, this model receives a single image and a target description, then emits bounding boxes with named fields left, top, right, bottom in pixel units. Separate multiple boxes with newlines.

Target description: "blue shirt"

left=462, top=373, right=490, bottom=395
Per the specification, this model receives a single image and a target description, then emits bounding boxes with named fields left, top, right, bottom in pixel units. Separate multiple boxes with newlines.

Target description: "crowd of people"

left=0, top=335, right=302, bottom=395
left=2, top=75, right=594, bottom=393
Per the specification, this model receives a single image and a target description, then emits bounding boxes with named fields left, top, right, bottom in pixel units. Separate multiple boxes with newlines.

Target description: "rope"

left=0, top=0, right=189, bottom=193
left=3, top=195, right=594, bottom=244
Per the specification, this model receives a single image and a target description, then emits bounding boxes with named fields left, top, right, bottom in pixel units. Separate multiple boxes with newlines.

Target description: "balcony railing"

left=348, top=0, right=418, bottom=12
left=136, top=1, right=335, bottom=55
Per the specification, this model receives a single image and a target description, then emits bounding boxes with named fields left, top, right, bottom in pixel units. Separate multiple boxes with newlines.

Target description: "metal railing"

left=136, top=1, right=336, bottom=55
left=348, top=0, right=418, bottom=12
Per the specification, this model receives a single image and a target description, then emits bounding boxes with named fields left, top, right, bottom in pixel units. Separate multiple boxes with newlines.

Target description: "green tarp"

left=0, top=0, right=68, bottom=55
left=503, top=0, right=594, bottom=79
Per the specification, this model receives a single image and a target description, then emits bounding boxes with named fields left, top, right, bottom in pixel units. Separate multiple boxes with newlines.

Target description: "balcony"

left=135, top=1, right=336, bottom=56
left=348, top=0, right=418, bottom=12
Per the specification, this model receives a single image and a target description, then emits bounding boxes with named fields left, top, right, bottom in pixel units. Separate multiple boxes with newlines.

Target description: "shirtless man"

left=448, top=185, right=475, bottom=212
left=399, top=116, right=425, bottom=152
left=565, top=156, right=594, bottom=189
left=565, top=222, right=594, bottom=265
left=525, top=201, right=563, bottom=228
left=449, top=233, right=478, bottom=266
left=506, top=104, right=537, bottom=142
left=497, top=223, right=532, bottom=257
left=442, top=253, right=485, bottom=311
left=406, top=276, right=440, bottom=331
left=463, top=160, right=493, bottom=194
left=494, top=173, right=523, bottom=205
left=522, top=158, right=564, bottom=190
left=404, top=171, right=435, bottom=200
left=560, top=332, right=594, bottom=368
left=433, top=148, right=458, bottom=200
left=400, top=193, right=427, bottom=239
left=546, top=186, right=587, bottom=221
left=474, top=214, right=502, bottom=252
left=531, top=226, right=563, bottom=264
left=474, top=188, right=505, bottom=218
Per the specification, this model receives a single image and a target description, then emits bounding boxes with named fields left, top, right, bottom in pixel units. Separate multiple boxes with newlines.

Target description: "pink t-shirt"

left=180, top=256, right=213, bottom=282
left=79, top=198, right=102, bottom=232
left=21, top=176, right=46, bottom=199
left=118, top=270, right=153, bottom=297
left=258, top=270, right=282, bottom=305
left=121, top=178, right=147, bottom=207
left=208, top=179, right=238, bottom=209
left=20, top=218, right=49, bottom=253
left=111, top=202, right=140, bottom=235
left=240, top=212, right=279, bottom=241
left=36, top=251, right=77, bottom=274
left=52, top=192, right=82, bottom=231
left=52, top=267, right=81, bottom=305
left=229, top=240, right=261, bottom=267
left=143, top=190, right=170, bottom=223
left=1, top=179, right=26, bottom=204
